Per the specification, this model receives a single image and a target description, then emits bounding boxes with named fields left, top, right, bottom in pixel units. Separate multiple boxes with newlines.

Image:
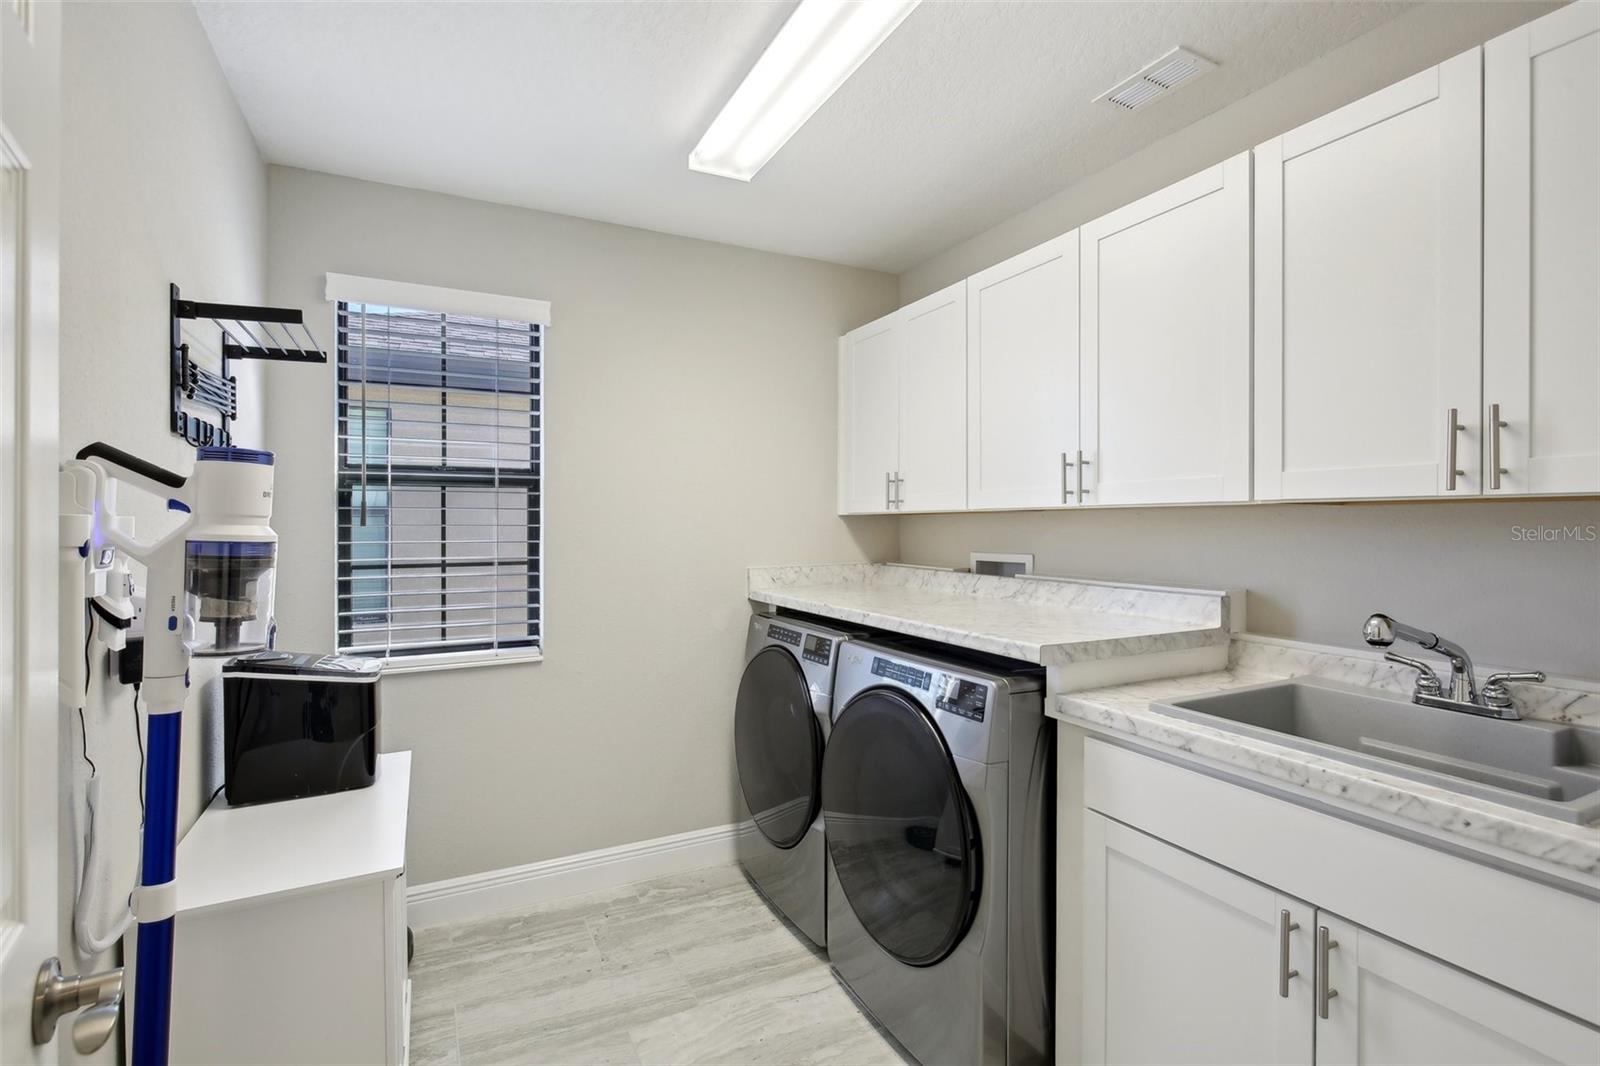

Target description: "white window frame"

left=326, top=273, right=550, bottom=672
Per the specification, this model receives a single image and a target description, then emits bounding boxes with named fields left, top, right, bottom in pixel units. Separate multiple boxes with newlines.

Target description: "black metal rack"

left=170, top=283, right=327, bottom=447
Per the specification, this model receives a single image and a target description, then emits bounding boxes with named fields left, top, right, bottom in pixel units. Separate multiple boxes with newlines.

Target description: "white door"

left=1315, top=913, right=1600, bottom=1065
left=1081, top=152, right=1251, bottom=505
left=1255, top=50, right=1482, bottom=500
left=966, top=233, right=1079, bottom=509
left=1484, top=2, right=1600, bottom=496
left=0, top=0, right=62, bottom=1062
left=837, top=316, right=900, bottom=514
left=1082, top=814, right=1313, bottom=1066
left=895, top=281, right=966, bottom=512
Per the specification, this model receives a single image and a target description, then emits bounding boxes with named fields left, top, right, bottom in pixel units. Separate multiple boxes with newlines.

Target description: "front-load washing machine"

left=823, top=639, right=1054, bottom=1066
left=734, top=612, right=859, bottom=947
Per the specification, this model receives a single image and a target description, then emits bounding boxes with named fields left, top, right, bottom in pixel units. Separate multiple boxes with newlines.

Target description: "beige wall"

left=264, top=166, right=898, bottom=882
left=59, top=0, right=267, bottom=983
left=901, top=1, right=1561, bottom=301
left=895, top=0, right=1599, bottom=679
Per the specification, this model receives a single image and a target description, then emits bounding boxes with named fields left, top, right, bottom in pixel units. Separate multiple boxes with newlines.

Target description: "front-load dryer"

left=734, top=612, right=859, bottom=947
left=823, top=639, right=1054, bottom=1066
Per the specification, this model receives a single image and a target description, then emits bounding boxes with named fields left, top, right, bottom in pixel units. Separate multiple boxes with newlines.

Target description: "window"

left=334, top=285, right=544, bottom=663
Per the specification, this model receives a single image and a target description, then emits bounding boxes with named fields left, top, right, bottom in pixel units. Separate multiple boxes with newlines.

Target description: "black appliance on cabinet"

left=222, top=651, right=382, bottom=805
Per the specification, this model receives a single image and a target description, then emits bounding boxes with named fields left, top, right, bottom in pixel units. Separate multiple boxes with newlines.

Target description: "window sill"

left=361, top=648, right=544, bottom=675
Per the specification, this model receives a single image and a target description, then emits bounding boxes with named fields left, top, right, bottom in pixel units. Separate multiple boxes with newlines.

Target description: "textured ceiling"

left=196, top=1, right=1413, bottom=272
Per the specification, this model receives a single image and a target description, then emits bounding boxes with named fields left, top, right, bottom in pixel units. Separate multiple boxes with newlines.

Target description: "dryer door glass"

left=735, top=646, right=824, bottom=850
left=822, top=688, right=981, bottom=967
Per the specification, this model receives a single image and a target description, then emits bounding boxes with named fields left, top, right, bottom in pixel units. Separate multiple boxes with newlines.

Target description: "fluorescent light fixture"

left=690, top=0, right=921, bottom=181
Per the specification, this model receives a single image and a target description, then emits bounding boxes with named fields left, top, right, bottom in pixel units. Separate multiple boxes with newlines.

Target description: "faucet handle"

left=1481, top=671, right=1546, bottom=710
left=1384, top=652, right=1443, bottom=697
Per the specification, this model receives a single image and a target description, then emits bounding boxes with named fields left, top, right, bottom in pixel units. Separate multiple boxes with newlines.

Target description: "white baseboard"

left=406, top=822, right=747, bottom=928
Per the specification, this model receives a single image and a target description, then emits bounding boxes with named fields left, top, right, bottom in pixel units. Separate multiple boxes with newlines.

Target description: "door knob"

left=32, top=957, right=123, bottom=1051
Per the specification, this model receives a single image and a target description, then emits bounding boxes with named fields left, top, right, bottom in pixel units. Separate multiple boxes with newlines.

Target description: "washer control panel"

left=767, top=623, right=802, bottom=647
left=801, top=635, right=833, bottom=665
left=871, top=656, right=932, bottom=690
left=935, top=676, right=989, bottom=722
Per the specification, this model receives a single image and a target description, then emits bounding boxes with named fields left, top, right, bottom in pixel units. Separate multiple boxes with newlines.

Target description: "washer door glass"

left=822, top=687, right=981, bottom=967
left=735, top=646, right=824, bottom=850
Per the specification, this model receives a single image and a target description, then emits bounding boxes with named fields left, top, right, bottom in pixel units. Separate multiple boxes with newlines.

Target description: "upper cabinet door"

left=838, top=316, right=901, bottom=514
left=897, top=282, right=968, bottom=512
left=1485, top=3, right=1600, bottom=496
left=966, top=233, right=1081, bottom=509
left=1081, top=153, right=1252, bottom=505
left=1255, top=51, right=1483, bottom=501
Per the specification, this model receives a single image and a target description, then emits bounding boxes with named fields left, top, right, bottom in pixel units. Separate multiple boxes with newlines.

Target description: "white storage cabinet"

left=965, top=232, right=1080, bottom=509
left=1484, top=2, right=1600, bottom=496
left=838, top=281, right=966, bottom=514
left=1076, top=739, right=1600, bottom=1066
left=163, top=752, right=413, bottom=1066
left=1254, top=50, right=1483, bottom=501
left=1080, top=152, right=1252, bottom=505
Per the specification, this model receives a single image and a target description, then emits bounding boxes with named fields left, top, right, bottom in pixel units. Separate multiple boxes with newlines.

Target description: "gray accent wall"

left=264, top=167, right=899, bottom=882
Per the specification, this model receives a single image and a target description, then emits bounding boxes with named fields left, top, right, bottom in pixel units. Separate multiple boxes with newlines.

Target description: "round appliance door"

left=822, top=687, right=981, bottom=967
left=734, top=646, right=824, bottom=850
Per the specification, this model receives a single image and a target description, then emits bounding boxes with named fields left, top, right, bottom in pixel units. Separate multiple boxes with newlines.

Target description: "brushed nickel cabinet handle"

left=894, top=472, right=904, bottom=509
left=1061, top=452, right=1073, bottom=504
left=1076, top=450, right=1091, bottom=503
left=1278, top=910, right=1300, bottom=998
left=1490, top=402, right=1508, bottom=490
left=1444, top=408, right=1464, bottom=491
left=885, top=471, right=893, bottom=511
left=1317, top=925, right=1339, bottom=1019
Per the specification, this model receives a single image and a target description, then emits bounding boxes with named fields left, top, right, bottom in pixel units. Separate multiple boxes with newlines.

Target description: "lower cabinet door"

left=1314, top=912, right=1600, bottom=1065
left=1082, top=813, right=1314, bottom=1065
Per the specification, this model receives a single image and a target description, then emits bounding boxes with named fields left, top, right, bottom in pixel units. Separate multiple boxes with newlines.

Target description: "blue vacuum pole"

left=131, top=699, right=183, bottom=1065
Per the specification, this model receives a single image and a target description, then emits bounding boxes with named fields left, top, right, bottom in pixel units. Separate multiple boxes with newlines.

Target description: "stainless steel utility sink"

left=1157, top=678, right=1600, bottom=824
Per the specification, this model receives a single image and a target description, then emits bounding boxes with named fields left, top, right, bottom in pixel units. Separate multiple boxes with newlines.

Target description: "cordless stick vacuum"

left=66, top=442, right=278, bottom=1066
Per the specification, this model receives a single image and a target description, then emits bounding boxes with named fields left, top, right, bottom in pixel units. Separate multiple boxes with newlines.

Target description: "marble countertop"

left=1052, top=637, right=1600, bottom=887
left=747, top=564, right=1230, bottom=667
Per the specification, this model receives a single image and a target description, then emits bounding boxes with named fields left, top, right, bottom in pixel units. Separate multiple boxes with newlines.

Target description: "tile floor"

left=408, top=864, right=913, bottom=1065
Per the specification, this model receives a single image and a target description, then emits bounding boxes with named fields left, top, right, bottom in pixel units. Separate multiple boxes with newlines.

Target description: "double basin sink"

left=1157, top=678, right=1600, bottom=825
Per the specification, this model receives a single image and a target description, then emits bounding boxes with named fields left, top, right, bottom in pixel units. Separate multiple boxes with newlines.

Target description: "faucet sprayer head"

left=1363, top=613, right=1396, bottom=647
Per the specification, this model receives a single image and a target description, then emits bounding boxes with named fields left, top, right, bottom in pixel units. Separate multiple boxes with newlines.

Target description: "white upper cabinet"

left=1485, top=3, right=1600, bottom=496
left=966, top=232, right=1081, bottom=509
left=837, top=282, right=967, bottom=515
left=1254, top=51, right=1483, bottom=501
left=897, top=283, right=969, bottom=512
left=1081, top=153, right=1252, bottom=505
left=838, top=316, right=902, bottom=514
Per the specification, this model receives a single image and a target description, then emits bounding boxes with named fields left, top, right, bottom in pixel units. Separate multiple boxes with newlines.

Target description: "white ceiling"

left=196, top=1, right=1413, bottom=273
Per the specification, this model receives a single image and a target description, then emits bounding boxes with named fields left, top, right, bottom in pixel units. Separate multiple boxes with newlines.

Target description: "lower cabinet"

left=1083, top=812, right=1599, bottom=1066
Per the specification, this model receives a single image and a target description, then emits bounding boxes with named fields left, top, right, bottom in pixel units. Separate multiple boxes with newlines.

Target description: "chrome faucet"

left=1362, top=613, right=1545, bottom=720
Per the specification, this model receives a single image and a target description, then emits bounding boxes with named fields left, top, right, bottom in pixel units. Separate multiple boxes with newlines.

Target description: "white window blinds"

left=335, top=299, right=542, bottom=661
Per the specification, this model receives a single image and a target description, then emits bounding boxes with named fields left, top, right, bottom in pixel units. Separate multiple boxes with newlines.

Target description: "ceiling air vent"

left=1096, top=46, right=1217, bottom=112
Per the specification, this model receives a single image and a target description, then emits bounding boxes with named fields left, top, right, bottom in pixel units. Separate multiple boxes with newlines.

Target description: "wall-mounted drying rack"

left=170, top=282, right=327, bottom=447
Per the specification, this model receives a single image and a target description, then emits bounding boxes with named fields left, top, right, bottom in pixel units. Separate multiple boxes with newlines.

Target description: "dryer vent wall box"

left=970, top=552, right=1034, bottom=577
